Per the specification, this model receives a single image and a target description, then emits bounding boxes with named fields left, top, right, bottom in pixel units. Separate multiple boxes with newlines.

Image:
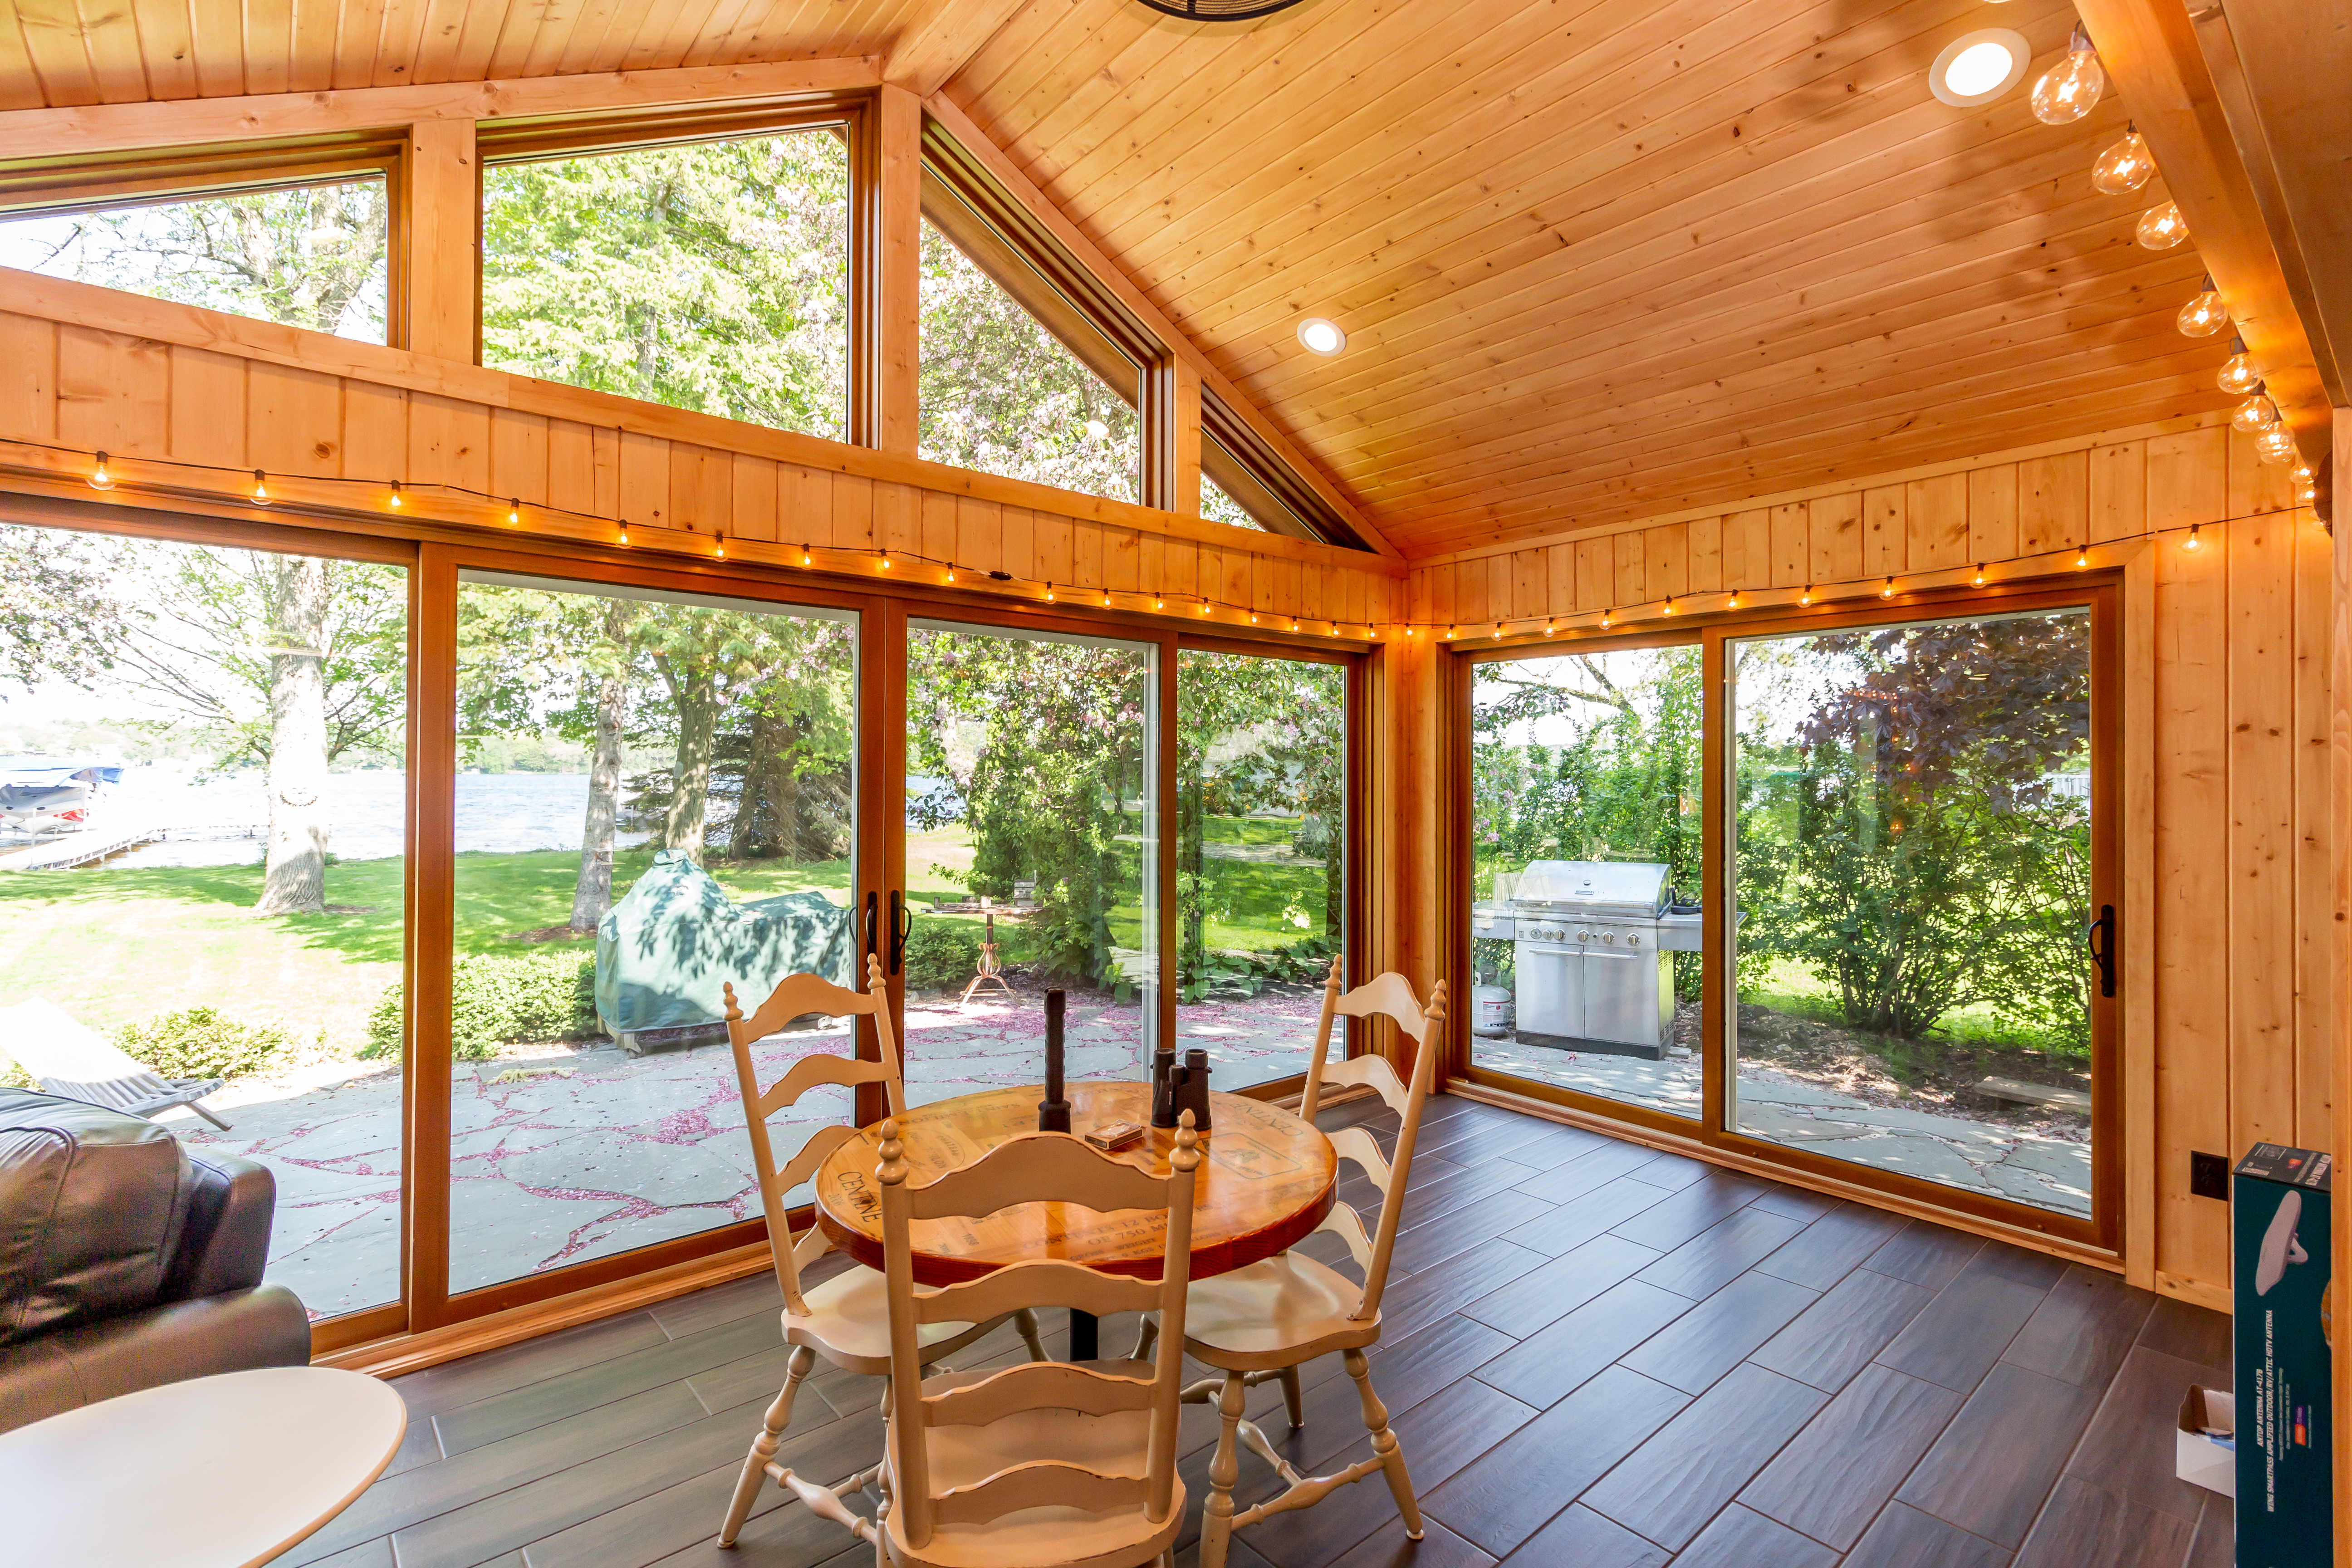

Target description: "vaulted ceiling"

left=0, top=0, right=2234, bottom=557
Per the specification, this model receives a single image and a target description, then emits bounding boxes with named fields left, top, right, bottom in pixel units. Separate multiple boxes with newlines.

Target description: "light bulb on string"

left=1661, top=597, right=1676, bottom=616
left=2292, top=462, right=2315, bottom=485
left=504, top=498, right=519, bottom=526
left=1493, top=623, right=1504, bottom=639
left=2075, top=546, right=2089, bottom=568
left=88, top=451, right=114, bottom=490
left=944, top=567, right=956, bottom=584
left=387, top=480, right=403, bottom=509
left=1444, top=626, right=1455, bottom=640
left=1800, top=586, right=1814, bottom=606
left=2231, top=392, right=2279, bottom=434
left=714, top=538, right=726, bottom=560
left=2177, top=277, right=2229, bottom=337
left=2136, top=201, right=2188, bottom=250
left=2218, top=339, right=2264, bottom=395
left=1154, top=596, right=1165, bottom=611
left=1882, top=576, right=1897, bottom=598
left=2092, top=123, right=2156, bottom=195
left=878, top=550, right=892, bottom=571
left=1599, top=609, right=1612, bottom=630
left=618, top=522, right=631, bottom=546
left=1543, top=619, right=1555, bottom=635
left=1727, top=589, right=1742, bottom=609
left=1102, top=591, right=1113, bottom=608
left=1044, top=583, right=1055, bottom=602
left=2185, top=524, right=2203, bottom=549
left=2301, top=484, right=2319, bottom=506
left=251, top=470, right=271, bottom=505
left=2030, top=23, right=2105, bottom=124
left=800, top=544, right=813, bottom=567
left=2255, top=425, right=2298, bottom=465
left=1973, top=564, right=1987, bottom=587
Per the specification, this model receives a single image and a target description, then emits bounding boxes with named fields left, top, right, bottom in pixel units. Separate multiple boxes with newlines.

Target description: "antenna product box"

left=2233, top=1143, right=2332, bottom=1567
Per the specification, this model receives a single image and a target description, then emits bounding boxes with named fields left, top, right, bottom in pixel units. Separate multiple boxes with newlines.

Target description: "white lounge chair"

left=0, top=998, right=231, bottom=1130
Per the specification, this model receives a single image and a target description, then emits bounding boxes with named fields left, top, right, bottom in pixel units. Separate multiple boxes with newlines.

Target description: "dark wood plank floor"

left=284, top=1093, right=2234, bottom=1568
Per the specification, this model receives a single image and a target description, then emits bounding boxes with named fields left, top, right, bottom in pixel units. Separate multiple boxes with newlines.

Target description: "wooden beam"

left=876, top=83, right=922, bottom=456
left=1172, top=355, right=1201, bottom=519
left=2072, top=0, right=2327, bottom=461
left=921, top=89, right=1397, bottom=561
left=882, top=0, right=1029, bottom=99
left=2335, top=405, right=2352, bottom=1568
left=0, top=58, right=887, bottom=162
left=400, top=121, right=478, bottom=363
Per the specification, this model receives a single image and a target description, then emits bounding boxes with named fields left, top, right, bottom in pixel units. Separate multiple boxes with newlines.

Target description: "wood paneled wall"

left=1396, top=421, right=2322, bottom=1309
left=0, top=277, right=1400, bottom=631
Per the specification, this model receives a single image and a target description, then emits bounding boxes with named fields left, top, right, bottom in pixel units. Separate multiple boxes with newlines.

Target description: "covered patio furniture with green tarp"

left=594, top=851, right=855, bottom=1054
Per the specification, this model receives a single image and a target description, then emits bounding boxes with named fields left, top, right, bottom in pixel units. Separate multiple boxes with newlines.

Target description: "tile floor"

left=282, top=1091, right=2228, bottom=1568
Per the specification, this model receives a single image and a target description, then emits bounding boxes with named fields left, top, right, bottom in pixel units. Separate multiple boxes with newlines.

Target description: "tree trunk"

left=255, top=555, right=331, bottom=916
left=666, top=674, right=720, bottom=863
left=570, top=602, right=632, bottom=931
left=736, top=699, right=798, bottom=861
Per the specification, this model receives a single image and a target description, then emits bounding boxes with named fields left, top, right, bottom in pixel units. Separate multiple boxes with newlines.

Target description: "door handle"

left=2085, top=904, right=2117, bottom=999
left=863, top=890, right=878, bottom=962
left=889, top=890, right=911, bottom=975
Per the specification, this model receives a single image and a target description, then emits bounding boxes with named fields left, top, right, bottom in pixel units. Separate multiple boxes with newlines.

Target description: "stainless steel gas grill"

left=1470, top=860, right=1700, bottom=1060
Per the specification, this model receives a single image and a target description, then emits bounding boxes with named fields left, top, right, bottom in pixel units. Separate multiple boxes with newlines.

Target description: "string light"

left=1044, top=583, right=1056, bottom=602
left=1493, top=623, right=1504, bottom=639
left=617, top=521, right=630, bottom=545
left=2185, top=524, right=2202, bottom=550
left=1444, top=625, right=1455, bottom=639
left=1727, top=588, right=1741, bottom=609
left=1154, top=596, right=1165, bottom=611
left=1102, top=591, right=1113, bottom=608
left=2136, top=201, right=2188, bottom=250
left=87, top=451, right=113, bottom=490
left=2255, top=425, right=2298, bottom=465
left=1599, top=608, right=1613, bottom=630
left=387, top=480, right=403, bottom=508
left=507, top=498, right=521, bottom=526
left=1882, top=576, right=1897, bottom=598
left=1800, top=586, right=1813, bottom=606
left=1543, top=619, right=1555, bottom=635
left=879, top=549, right=892, bottom=570
left=714, top=538, right=726, bottom=560
left=2230, top=392, right=2280, bottom=434
left=944, top=567, right=956, bottom=583
left=1199, top=600, right=1211, bottom=615
left=1661, top=597, right=1676, bottom=615
left=2030, top=23, right=2105, bottom=124
left=2091, top=123, right=2156, bottom=194
left=801, top=544, right=813, bottom=567
left=2075, top=546, right=2089, bottom=568
left=2218, top=339, right=2264, bottom=395
left=2177, top=276, right=2229, bottom=337
left=1973, top=564, right=1986, bottom=587
left=2292, top=462, right=2315, bottom=485
left=250, top=470, right=270, bottom=505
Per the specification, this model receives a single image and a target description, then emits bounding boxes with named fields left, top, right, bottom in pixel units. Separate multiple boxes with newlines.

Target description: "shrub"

left=116, top=1007, right=288, bottom=1080
left=365, top=951, right=598, bottom=1060
left=903, top=921, right=981, bottom=995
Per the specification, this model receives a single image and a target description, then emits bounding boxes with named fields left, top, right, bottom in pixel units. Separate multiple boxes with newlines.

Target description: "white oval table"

left=0, top=1367, right=407, bottom=1568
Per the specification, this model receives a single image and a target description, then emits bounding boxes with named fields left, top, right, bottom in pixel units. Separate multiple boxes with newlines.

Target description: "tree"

left=0, top=524, right=125, bottom=693
left=481, top=133, right=850, bottom=438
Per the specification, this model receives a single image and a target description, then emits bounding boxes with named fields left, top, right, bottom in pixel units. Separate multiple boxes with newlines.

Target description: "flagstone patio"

left=163, top=991, right=1325, bottom=1320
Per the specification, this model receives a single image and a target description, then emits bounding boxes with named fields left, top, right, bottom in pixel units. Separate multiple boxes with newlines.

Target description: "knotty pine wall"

left=1393, top=419, right=2321, bottom=1308
left=0, top=276, right=1401, bottom=630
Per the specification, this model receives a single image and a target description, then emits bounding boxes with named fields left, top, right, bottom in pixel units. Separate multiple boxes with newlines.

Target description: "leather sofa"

left=0, top=1088, right=312, bottom=1434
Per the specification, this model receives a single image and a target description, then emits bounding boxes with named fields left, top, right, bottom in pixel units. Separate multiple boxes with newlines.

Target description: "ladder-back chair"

left=872, top=1114, right=1202, bottom=1568
left=1181, top=960, right=1446, bottom=1568
left=715, top=953, right=1044, bottom=1550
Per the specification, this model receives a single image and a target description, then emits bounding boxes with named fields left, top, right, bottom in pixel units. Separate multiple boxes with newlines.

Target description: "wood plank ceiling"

left=0, top=0, right=2238, bottom=557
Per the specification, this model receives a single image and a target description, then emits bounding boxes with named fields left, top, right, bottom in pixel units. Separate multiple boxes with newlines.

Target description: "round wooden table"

left=0, top=1366, right=407, bottom=1568
left=814, top=1080, right=1338, bottom=1288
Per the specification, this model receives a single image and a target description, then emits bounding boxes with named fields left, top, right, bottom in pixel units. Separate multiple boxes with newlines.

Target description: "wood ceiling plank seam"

left=481, top=0, right=558, bottom=77
left=124, top=0, right=194, bottom=99
left=73, top=0, right=153, bottom=102
left=739, top=0, right=858, bottom=64
left=284, top=0, right=347, bottom=91
left=995, top=17, right=1220, bottom=188
left=1112, top=0, right=2021, bottom=309
left=1416, top=361, right=2223, bottom=541
left=977, top=4, right=1162, bottom=172
left=1157, top=5, right=2085, bottom=360
left=579, top=0, right=658, bottom=73
left=1407, top=348, right=2220, bottom=524
left=1312, top=237, right=2203, bottom=471
left=615, top=0, right=719, bottom=73
left=936, top=0, right=1094, bottom=108
left=240, top=0, right=295, bottom=91
left=400, top=0, right=471, bottom=83
left=1011, top=0, right=1410, bottom=202
left=1076, top=0, right=1744, bottom=268
left=368, top=0, right=429, bottom=84
left=1227, top=108, right=2131, bottom=414
left=674, top=0, right=762, bottom=69
left=545, top=0, right=624, bottom=74
left=329, top=0, right=391, bottom=88
left=513, top=0, right=586, bottom=75
left=1376, top=325, right=2220, bottom=516
left=0, top=9, right=53, bottom=108
left=12, top=0, right=106, bottom=105
left=444, top=0, right=519, bottom=84
left=1281, top=196, right=2184, bottom=450
left=1287, top=198, right=2186, bottom=466
left=792, top=0, right=894, bottom=65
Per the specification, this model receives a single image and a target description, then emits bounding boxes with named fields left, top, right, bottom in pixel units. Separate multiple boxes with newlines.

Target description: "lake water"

left=86, top=770, right=647, bottom=867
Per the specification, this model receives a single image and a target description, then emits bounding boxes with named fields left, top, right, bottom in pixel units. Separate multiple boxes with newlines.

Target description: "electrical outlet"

left=2190, top=1150, right=2230, bottom=1201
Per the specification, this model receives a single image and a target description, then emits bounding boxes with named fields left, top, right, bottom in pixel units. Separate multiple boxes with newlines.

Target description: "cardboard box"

left=2234, top=1143, right=2334, bottom=1568
left=2177, top=1386, right=2234, bottom=1496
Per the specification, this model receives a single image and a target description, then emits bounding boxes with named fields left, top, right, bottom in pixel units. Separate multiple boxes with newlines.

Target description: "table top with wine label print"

left=812, top=1080, right=1338, bottom=1285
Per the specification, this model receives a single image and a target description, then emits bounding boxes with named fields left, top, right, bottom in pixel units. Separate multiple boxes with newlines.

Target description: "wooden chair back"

left=877, top=1116, right=1202, bottom=1549
left=723, top=953, right=904, bottom=1315
left=1299, top=960, right=1446, bottom=1321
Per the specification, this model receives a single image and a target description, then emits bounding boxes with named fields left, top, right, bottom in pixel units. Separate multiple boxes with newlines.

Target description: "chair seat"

left=785, top=1263, right=990, bottom=1372
left=1181, top=1251, right=1376, bottom=1369
left=884, top=1362, right=1184, bottom=1568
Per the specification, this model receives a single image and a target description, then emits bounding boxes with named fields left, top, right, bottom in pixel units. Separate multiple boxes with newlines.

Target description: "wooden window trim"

left=1202, top=392, right=1373, bottom=553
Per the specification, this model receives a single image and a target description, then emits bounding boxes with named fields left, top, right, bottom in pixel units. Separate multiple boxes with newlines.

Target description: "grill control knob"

left=1604, top=933, right=1617, bottom=944
left=1628, top=934, right=1642, bottom=946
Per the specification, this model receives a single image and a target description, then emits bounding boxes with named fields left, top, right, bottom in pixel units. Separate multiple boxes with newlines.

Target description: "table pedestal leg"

left=1069, top=1309, right=1098, bottom=1362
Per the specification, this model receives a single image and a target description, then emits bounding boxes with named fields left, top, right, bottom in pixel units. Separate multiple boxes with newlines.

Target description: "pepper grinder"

left=1149, top=1046, right=1179, bottom=1128
left=1179, top=1048, right=1212, bottom=1133
left=1037, top=990, right=1071, bottom=1133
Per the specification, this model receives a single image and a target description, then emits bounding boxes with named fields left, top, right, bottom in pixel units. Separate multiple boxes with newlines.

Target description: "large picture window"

left=481, top=129, right=852, bottom=440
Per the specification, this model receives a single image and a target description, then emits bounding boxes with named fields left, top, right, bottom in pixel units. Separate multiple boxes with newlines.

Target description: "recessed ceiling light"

left=1298, top=318, right=1346, bottom=355
left=1931, top=29, right=2029, bottom=108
